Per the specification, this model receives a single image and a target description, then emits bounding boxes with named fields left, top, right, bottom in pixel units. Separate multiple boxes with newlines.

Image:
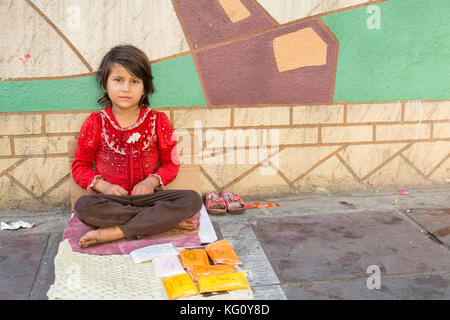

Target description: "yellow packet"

left=187, top=264, right=237, bottom=282
left=179, top=249, right=210, bottom=268
left=205, top=240, right=241, bottom=265
left=162, top=273, right=199, bottom=300
left=197, top=272, right=249, bottom=293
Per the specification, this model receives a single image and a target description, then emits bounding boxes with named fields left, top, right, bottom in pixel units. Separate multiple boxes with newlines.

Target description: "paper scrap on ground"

left=129, top=243, right=179, bottom=263
left=1, top=220, right=34, bottom=230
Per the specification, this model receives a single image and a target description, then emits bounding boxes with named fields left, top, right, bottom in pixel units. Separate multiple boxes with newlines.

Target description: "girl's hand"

left=132, top=176, right=160, bottom=195
left=104, top=183, right=129, bottom=196
left=93, top=178, right=128, bottom=195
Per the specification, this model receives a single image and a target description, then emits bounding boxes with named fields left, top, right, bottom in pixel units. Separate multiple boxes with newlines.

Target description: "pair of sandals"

left=205, top=190, right=246, bottom=215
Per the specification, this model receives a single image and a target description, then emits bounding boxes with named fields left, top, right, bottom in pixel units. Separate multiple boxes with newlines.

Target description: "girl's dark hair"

left=97, top=45, right=155, bottom=107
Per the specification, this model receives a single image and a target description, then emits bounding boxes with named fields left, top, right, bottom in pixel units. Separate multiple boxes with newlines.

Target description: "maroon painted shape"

left=195, top=18, right=338, bottom=105
left=173, top=0, right=276, bottom=48
left=249, top=211, right=450, bottom=284
left=0, top=233, right=48, bottom=300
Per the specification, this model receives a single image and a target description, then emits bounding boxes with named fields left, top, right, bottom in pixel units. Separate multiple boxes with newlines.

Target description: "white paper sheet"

left=129, top=243, right=179, bottom=263
left=198, top=204, right=218, bottom=244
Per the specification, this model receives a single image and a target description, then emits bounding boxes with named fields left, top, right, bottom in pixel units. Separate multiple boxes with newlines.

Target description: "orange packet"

left=179, top=249, right=210, bottom=268
left=162, top=273, right=199, bottom=300
left=205, top=240, right=241, bottom=265
left=187, top=264, right=237, bottom=282
left=197, top=272, right=249, bottom=293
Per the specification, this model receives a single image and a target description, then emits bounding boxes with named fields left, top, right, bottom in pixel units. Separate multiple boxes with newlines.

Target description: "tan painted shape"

left=0, top=0, right=87, bottom=79
left=273, top=27, right=327, bottom=72
left=218, top=0, right=251, bottom=23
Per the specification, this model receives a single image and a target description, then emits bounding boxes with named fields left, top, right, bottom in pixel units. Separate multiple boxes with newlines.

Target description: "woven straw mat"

left=47, top=240, right=253, bottom=300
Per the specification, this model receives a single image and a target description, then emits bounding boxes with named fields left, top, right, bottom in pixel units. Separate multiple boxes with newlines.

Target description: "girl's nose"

left=121, top=82, right=130, bottom=91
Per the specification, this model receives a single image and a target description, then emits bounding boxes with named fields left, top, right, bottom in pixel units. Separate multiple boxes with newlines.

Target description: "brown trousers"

left=74, top=189, right=203, bottom=240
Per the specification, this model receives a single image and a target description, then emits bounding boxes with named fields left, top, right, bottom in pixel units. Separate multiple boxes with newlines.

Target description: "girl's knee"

left=185, top=190, right=203, bottom=211
left=74, top=195, right=101, bottom=219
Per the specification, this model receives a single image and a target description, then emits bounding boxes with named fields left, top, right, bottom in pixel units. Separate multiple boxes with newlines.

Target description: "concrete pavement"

left=1, top=185, right=449, bottom=299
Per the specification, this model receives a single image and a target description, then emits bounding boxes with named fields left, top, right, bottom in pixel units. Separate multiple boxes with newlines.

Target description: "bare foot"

left=78, top=226, right=125, bottom=248
left=175, top=217, right=198, bottom=231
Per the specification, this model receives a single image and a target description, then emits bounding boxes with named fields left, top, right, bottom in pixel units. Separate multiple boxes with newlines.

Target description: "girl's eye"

left=132, top=80, right=140, bottom=84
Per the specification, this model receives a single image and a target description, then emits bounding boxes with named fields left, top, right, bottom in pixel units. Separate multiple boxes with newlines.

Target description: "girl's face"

left=105, top=63, right=145, bottom=111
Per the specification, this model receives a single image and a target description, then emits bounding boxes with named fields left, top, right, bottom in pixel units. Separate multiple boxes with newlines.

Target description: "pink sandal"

left=221, top=190, right=246, bottom=214
left=205, top=192, right=227, bottom=215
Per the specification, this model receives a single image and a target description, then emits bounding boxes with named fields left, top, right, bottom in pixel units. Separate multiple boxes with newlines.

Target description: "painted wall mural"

left=0, top=0, right=449, bottom=209
left=2, top=0, right=449, bottom=111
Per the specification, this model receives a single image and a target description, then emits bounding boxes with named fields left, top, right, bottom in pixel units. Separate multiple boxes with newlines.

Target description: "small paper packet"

left=205, top=239, right=241, bottom=265
left=129, top=243, right=179, bottom=263
left=153, top=255, right=185, bottom=278
left=197, top=272, right=249, bottom=293
left=179, top=249, right=210, bottom=268
left=187, top=264, right=237, bottom=282
left=162, top=273, right=199, bottom=300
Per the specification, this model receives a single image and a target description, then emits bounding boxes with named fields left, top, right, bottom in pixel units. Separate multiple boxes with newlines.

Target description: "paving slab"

left=29, top=232, right=63, bottom=300
left=402, top=208, right=450, bottom=246
left=1, top=186, right=449, bottom=300
left=283, top=271, right=450, bottom=300
left=0, top=232, right=49, bottom=300
left=213, top=218, right=287, bottom=299
left=249, top=210, right=450, bottom=285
